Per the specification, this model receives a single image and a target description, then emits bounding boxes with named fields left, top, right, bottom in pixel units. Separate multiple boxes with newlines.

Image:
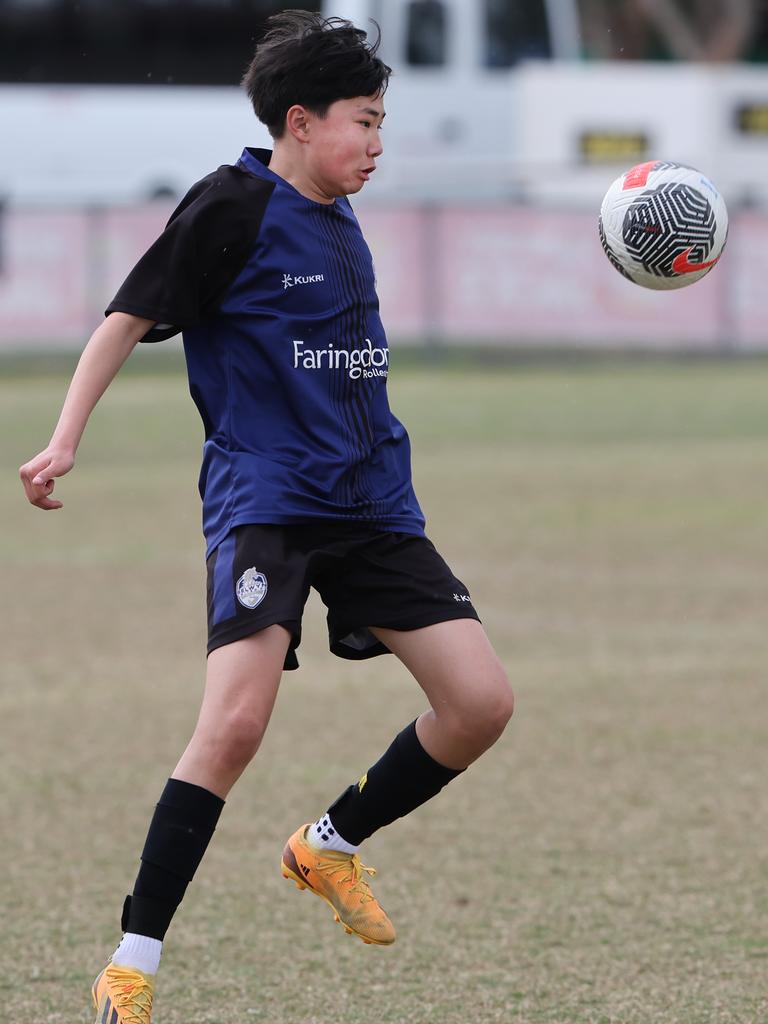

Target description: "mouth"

left=360, top=166, right=376, bottom=180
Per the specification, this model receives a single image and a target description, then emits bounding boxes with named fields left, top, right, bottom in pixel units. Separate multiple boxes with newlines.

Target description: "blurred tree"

left=580, top=0, right=758, bottom=61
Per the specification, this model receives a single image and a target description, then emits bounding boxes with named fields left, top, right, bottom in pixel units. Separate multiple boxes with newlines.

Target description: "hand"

left=19, top=448, right=75, bottom=510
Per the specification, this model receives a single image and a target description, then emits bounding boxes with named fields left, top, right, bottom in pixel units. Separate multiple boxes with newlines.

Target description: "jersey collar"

left=237, top=147, right=341, bottom=208
left=237, top=147, right=276, bottom=181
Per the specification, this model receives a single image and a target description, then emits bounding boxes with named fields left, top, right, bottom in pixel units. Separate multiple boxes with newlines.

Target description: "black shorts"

left=206, top=523, right=480, bottom=670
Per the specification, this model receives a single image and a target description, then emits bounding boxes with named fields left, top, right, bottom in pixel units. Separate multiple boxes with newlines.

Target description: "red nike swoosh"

left=672, top=247, right=720, bottom=274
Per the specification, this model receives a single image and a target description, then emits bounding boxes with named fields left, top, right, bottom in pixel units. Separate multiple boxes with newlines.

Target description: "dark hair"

left=242, top=10, right=391, bottom=139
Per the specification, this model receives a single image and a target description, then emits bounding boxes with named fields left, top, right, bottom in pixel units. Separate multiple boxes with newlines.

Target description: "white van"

left=0, top=0, right=580, bottom=205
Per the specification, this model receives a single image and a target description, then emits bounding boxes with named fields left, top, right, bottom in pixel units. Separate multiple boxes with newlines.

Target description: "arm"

left=19, top=311, right=155, bottom=510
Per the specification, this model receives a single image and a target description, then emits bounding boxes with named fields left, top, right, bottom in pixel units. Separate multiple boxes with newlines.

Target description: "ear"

left=285, top=104, right=311, bottom=144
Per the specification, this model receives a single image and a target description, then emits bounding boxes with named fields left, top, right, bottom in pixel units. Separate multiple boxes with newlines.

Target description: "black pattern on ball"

left=599, top=215, right=633, bottom=280
left=622, top=184, right=715, bottom=278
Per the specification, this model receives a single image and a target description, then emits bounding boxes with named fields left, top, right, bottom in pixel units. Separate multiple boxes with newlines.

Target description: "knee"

left=200, top=707, right=268, bottom=773
left=495, top=677, right=515, bottom=731
left=453, top=669, right=515, bottom=747
left=478, top=676, right=515, bottom=743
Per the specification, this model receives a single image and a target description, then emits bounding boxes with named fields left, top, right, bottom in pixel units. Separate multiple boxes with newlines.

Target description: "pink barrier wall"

left=0, top=203, right=764, bottom=351
left=360, top=206, right=747, bottom=350
left=0, top=210, right=92, bottom=345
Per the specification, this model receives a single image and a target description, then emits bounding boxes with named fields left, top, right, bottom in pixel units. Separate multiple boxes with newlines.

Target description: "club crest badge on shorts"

left=236, top=567, right=268, bottom=610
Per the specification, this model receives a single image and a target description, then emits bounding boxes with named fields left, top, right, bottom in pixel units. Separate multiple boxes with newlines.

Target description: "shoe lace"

left=107, top=966, right=153, bottom=1024
left=319, top=853, right=377, bottom=903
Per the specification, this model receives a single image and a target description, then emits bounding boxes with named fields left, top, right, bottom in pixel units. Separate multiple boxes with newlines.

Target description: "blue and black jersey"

left=107, top=148, right=425, bottom=556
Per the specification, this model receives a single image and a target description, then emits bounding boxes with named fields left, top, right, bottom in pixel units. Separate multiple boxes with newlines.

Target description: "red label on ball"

left=671, top=248, right=720, bottom=274
left=622, top=161, right=660, bottom=190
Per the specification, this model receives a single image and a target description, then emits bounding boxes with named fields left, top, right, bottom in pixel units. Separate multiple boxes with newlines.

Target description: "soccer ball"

left=599, top=161, right=728, bottom=290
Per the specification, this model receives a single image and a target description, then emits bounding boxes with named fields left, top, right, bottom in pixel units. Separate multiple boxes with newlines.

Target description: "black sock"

left=326, top=720, right=464, bottom=846
left=121, top=778, right=224, bottom=941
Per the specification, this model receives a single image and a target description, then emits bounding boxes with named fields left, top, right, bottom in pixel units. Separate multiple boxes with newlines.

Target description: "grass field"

left=1, top=353, right=767, bottom=1024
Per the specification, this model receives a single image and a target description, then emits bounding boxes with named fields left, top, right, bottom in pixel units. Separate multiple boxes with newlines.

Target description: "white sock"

left=306, top=814, right=360, bottom=855
left=112, top=933, right=162, bottom=976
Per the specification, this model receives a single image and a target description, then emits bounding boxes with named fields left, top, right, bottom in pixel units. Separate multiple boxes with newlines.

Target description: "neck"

left=268, top=145, right=335, bottom=205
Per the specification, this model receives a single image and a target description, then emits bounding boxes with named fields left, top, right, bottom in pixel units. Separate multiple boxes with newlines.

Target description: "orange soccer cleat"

left=281, top=824, right=396, bottom=945
left=92, top=962, right=155, bottom=1024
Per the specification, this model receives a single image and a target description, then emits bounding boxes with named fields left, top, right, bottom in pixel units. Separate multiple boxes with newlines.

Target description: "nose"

left=369, top=130, right=383, bottom=158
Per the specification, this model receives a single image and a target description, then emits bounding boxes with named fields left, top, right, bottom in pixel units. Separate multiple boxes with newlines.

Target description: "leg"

left=116, top=627, right=289, bottom=947
left=173, top=623, right=291, bottom=797
left=281, top=620, right=512, bottom=945
left=371, top=618, right=514, bottom=769
left=127, top=624, right=290, bottom=934
left=321, top=619, right=513, bottom=844
left=95, top=626, right=290, bottom=1022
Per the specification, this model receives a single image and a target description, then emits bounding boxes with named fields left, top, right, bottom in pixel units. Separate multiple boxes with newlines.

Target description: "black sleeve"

left=105, top=165, right=275, bottom=342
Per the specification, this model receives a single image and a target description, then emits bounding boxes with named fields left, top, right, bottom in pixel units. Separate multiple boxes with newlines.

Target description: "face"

left=302, top=93, right=385, bottom=200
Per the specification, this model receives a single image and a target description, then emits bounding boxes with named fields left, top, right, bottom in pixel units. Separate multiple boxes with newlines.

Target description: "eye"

left=360, top=120, right=372, bottom=128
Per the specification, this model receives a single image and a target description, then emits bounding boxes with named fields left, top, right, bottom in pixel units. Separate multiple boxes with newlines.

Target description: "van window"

left=484, top=0, right=551, bottom=67
left=405, top=0, right=448, bottom=67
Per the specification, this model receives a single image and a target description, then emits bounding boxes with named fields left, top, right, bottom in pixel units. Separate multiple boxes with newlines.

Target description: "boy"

left=19, top=12, right=514, bottom=1024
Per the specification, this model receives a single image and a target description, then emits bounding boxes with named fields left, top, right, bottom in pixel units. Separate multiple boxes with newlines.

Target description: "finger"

left=32, top=494, right=63, bottom=511
left=34, top=479, right=63, bottom=510
left=19, top=463, right=60, bottom=508
left=20, top=456, right=52, bottom=488
left=37, top=453, right=74, bottom=483
left=21, top=457, right=66, bottom=493
left=19, top=466, right=43, bottom=503
left=20, top=476, right=41, bottom=503
left=31, top=462, right=60, bottom=486
left=20, top=453, right=73, bottom=507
